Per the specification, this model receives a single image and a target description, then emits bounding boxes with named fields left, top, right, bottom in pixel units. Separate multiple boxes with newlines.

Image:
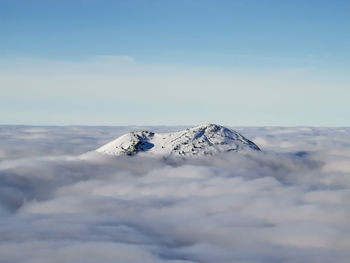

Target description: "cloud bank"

left=0, top=126, right=350, bottom=262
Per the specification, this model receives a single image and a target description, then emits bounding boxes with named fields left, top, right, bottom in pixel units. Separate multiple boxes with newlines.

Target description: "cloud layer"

left=0, top=126, right=350, bottom=262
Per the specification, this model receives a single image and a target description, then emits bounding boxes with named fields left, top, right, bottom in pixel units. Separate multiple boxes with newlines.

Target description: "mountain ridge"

left=96, top=124, right=260, bottom=157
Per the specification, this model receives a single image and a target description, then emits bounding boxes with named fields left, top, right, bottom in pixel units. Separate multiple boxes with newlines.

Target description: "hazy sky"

left=1, top=0, right=349, bottom=125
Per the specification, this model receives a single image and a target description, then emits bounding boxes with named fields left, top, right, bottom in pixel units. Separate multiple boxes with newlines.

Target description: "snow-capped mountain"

left=96, top=124, right=260, bottom=157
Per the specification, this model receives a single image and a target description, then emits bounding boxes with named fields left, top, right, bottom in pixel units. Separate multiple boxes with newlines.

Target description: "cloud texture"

left=0, top=126, right=350, bottom=262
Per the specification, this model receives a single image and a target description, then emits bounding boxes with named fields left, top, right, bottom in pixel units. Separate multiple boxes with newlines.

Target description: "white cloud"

left=0, top=126, right=350, bottom=262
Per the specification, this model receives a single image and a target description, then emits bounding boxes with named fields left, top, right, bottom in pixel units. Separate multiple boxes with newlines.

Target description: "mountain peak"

left=96, top=124, right=260, bottom=157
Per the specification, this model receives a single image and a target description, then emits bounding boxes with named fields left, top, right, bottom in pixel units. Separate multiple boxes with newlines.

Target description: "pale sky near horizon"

left=1, top=0, right=349, bottom=126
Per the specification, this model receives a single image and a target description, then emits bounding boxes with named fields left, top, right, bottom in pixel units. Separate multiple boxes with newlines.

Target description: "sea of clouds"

left=0, top=125, right=350, bottom=263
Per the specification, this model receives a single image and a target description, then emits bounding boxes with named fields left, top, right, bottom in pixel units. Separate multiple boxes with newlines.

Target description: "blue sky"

left=1, top=0, right=349, bottom=126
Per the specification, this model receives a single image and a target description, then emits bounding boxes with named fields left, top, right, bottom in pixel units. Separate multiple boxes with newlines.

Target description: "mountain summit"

left=96, top=124, right=260, bottom=157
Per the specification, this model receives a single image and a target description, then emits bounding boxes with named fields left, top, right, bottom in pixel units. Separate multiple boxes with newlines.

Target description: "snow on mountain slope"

left=96, top=124, right=260, bottom=157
